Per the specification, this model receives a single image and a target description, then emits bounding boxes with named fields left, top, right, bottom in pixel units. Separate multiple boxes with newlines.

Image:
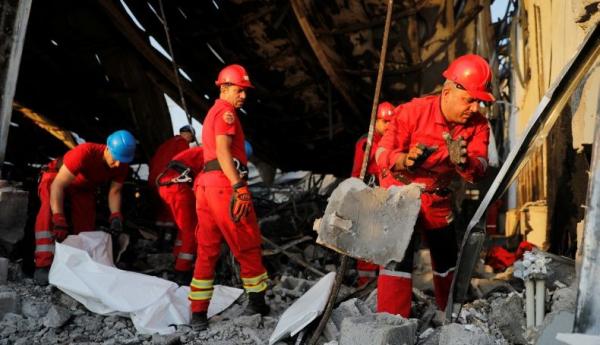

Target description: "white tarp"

left=269, top=272, right=336, bottom=345
left=49, top=231, right=242, bottom=334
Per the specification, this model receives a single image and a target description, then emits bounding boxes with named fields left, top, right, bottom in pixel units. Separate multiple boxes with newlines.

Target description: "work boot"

left=191, top=312, right=208, bottom=331
left=173, top=270, right=193, bottom=286
left=34, top=267, right=50, bottom=286
left=243, top=291, right=270, bottom=316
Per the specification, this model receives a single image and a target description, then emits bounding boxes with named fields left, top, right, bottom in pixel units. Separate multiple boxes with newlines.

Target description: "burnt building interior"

left=1, top=0, right=599, bottom=343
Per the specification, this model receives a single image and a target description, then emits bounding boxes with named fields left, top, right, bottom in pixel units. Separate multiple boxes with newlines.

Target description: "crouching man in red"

left=375, top=54, right=493, bottom=317
left=155, top=146, right=204, bottom=285
left=189, top=64, right=269, bottom=329
left=34, top=130, right=136, bottom=285
left=351, top=101, right=395, bottom=287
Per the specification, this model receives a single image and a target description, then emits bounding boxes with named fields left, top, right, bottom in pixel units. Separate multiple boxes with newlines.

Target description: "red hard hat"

left=215, top=64, right=254, bottom=88
left=377, top=101, right=395, bottom=120
left=442, top=54, right=494, bottom=102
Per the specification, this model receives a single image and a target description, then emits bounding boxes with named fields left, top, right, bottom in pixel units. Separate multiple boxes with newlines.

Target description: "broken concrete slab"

left=338, top=313, right=417, bottom=345
left=314, top=178, right=421, bottom=266
left=551, top=286, right=577, bottom=313
left=0, top=291, right=19, bottom=319
left=332, top=298, right=365, bottom=329
left=489, top=293, right=527, bottom=344
left=438, top=323, right=495, bottom=345
left=0, top=186, right=28, bottom=250
left=535, top=311, right=574, bottom=345
left=42, top=305, right=71, bottom=328
left=555, top=333, right=600, bottom=345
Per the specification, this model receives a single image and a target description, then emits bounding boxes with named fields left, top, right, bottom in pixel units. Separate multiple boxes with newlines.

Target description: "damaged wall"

left=508, top=0, right=599, bottom=254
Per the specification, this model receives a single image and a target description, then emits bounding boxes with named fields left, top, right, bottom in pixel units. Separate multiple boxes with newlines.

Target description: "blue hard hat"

left=179, top=124, right=196, bottom=136
left=244, top=140, right=253, bottom=158
left=106, top=130, right=136, bottom=163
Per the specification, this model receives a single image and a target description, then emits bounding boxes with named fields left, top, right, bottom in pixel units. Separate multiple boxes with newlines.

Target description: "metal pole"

left=0, top=0, right=32, bottom=169
left=307, top=1, right=394, bottom=344
left=574, top=91, right=600, bottom=334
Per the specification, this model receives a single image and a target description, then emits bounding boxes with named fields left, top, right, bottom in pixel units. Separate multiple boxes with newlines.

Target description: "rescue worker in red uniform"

left=375, top=54, right=493, bottom=317
left=148, top=125, right=196, bottom=229
left=350, top=101, right=395, bottom=287
left=189, top=64, right=269, bottom=329
left=33, top=130, right=137, bottom=285
left=155, top=146, right=204, bottom=285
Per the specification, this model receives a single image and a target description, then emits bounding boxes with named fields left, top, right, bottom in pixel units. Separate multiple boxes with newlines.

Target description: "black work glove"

left=404, top=143, right=438, bottom=172
left=107, top=212, right=123, bottom=236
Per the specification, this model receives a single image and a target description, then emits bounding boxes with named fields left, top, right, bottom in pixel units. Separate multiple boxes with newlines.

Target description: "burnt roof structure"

left=6, top=0, right=510, bottom=176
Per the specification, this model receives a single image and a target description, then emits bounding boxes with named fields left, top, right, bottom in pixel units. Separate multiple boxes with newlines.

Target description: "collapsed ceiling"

left=7, top=0, right=503, bottom=176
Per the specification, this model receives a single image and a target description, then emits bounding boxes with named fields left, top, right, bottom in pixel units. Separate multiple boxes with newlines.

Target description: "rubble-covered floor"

left=0, top=246, right=579, bottom=345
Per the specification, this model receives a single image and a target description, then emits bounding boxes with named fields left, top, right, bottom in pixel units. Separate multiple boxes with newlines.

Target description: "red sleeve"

left=214, top=108, right=237, bottom=136
left=457, top=117, right=490, bottom=183
left=377, top=104, right=412, bottom=170
left=62, top=145, right=88, bottom=175
left=351, top=137, right=366, bottom=177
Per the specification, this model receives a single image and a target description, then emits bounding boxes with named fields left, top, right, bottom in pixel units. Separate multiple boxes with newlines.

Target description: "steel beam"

left=574, top=76, right=600, bottom=334
left=0, top=0, right=31, bottom=168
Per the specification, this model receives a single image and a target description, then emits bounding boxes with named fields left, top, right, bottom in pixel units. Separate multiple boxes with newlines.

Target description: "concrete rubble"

left=0, top=174, right=582, bottom=345
left=0, top=181, right=28, bottom=255
left=0, top=240, right=582, bottom=345
left=314, top=178, right=421, bottom=266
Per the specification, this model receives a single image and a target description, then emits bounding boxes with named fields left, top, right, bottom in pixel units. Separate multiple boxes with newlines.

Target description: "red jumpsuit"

left=148, top=135, right=190, bottom=227
left=189, top=99, right=268, bottom=313
left=156, top=147, right=204, bottom=272
left=350, top=133, right=382, bottom=286
left=376, top=95, right=489, bottom=316
left=34, top=143, right=129, bottom=268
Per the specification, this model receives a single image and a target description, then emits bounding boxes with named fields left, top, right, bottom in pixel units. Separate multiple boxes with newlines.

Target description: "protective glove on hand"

left=443, top=132, right=468, bottom=167
left=51, top=213, right=69, bottom=242
left=404, top=143, right=438, bottom=171
left=230, top=181, right=252, bottom=223
left=108, top=212, right=124, bottom=235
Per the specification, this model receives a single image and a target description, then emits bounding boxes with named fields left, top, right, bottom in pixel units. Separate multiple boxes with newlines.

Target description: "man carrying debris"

left=375, top=54, right=493, bottom=317
left=350, top=101, right=395, bottom=287
left=33, top=130, right=137, bottom=285
left=148, top=125, right=196, bottom=233
left=155, top=146, right=204, bottom=286
left=189, top=64, right=269, bottom=329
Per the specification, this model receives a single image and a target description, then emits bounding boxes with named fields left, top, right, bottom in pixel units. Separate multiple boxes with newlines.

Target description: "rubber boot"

left=34, top=267, right=50, bottom=286
left=191, top=312, right=208, bottom=330
left=243, top=291, right=270, bottom=316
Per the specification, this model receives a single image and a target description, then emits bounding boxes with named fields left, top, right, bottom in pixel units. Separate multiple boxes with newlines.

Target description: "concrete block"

left=339, top=313, right=417, bottom=345
left=314, top=178, right=421, bottom=266
left=438, top=324, right=494, bottom=345
left=21, top=299, right=50, bottom=319
left=0, top=186, right=28, bottom=248
left=0, top=257, right=7, bottom=285
left=42, top=305, right=71, bottom=328
left=332, top=298, right=363, bottom=329
left=272, top=275, right=315, bottom=298
left=0, top=291, right=19, bottom=319
left=490, top=293, right=527, bottom=344
left=551, top=287, right=577, bottom=313
left=535, top=311, right=574, bottom=345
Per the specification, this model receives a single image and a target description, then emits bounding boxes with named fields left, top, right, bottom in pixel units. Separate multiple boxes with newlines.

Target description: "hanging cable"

left=157, top=0, right=192, bottom=125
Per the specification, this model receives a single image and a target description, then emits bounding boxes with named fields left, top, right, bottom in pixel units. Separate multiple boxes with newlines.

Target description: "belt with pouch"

left=204, top=158, right=248, bottom=180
